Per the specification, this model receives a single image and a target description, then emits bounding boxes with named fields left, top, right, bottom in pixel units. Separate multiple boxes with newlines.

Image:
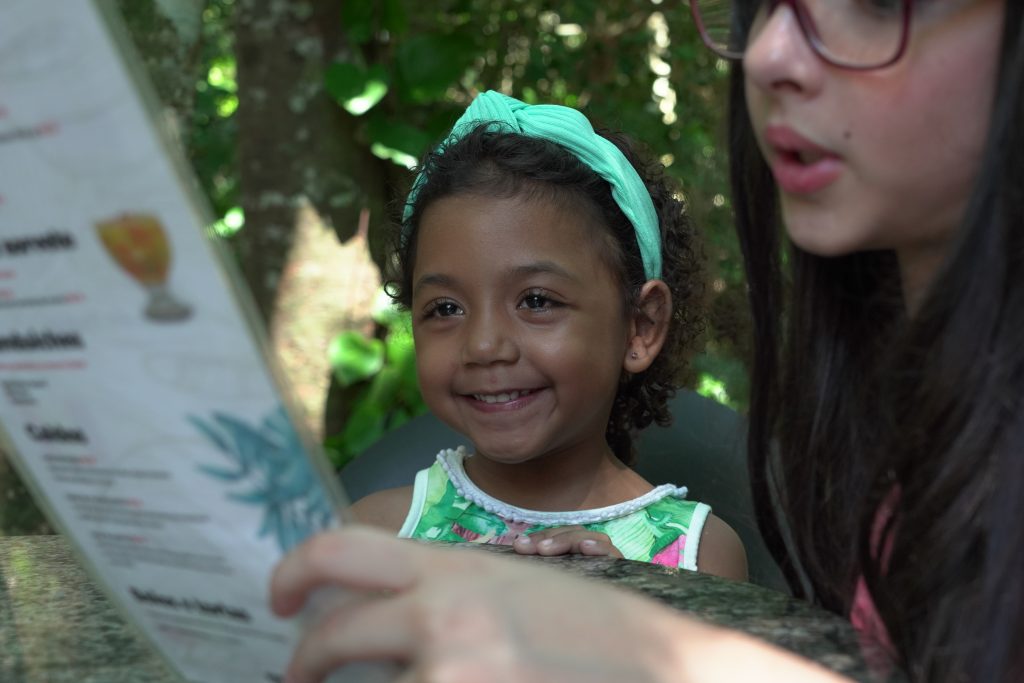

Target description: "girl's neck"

left=461, top=441, right=654, bottom=512
left=897, top=241, right=951, bottom=316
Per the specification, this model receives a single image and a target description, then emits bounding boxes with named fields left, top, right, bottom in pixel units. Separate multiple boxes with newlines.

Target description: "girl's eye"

left=857, top=0, right=902, bottom=15
left=518, top=291, right=560, bottom=311
left=424, top=299, right=463, bottom=318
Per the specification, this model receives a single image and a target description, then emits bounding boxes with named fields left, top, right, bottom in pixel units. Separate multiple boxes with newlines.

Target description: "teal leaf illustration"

left=196, top=464, right=244, bottom=481
left=191, top=405, right=334, bottom=552
left=188, top=414, right=232, bottom=454
left=229, top=490, right=272, bottom=504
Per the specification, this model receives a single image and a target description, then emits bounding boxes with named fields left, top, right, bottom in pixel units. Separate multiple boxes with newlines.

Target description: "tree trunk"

left=117, top=0, right=206, bottom=135
left=232, top=0, right=391, bottom=438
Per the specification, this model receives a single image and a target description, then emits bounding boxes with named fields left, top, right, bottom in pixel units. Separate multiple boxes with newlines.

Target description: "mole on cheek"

left=843, top=129, right=852, bottom=141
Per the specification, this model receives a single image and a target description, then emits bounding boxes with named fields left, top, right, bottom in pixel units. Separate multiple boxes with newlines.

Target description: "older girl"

left=271, top=2, right=1023, bottom=681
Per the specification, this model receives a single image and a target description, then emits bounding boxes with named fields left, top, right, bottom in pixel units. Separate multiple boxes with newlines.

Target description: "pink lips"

left=763, top=125, right=842, bottom=195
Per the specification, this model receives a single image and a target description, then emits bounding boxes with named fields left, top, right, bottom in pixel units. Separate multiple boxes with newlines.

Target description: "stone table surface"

left=0, top=534, right=876, bottom=682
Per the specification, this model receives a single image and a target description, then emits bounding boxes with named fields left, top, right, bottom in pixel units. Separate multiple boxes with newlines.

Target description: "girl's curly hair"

left=386, top=123, right=705, bottom=466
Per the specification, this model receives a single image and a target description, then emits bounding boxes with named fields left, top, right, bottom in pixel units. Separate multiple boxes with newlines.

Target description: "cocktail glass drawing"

left=95, top=213, right=192, bottom=322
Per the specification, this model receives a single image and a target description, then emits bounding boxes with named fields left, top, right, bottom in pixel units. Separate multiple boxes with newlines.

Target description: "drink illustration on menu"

left=95, top=213, right=192, bottom=322
left=0, top=3, right=350, bottom=683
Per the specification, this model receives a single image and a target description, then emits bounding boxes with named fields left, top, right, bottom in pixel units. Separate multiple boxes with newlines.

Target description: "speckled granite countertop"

left=0, top=535, right=178, bottom=682
left=1, top=535, right=878, bottom=682
left=475, top=543, right=877, bottom=681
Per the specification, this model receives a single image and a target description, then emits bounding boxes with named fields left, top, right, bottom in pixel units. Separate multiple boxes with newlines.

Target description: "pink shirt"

left=848, top=489, right=899, bottom=673
left=850, top=574, right=895, bottom=670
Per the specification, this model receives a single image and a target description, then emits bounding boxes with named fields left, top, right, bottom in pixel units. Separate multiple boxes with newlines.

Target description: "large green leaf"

left=324, top=62, right=389, bottom=116
left=381, top=0, right=408, bottom=35
left=341, top=0, right=376, bottom=44
left=323, top=396, right=388, bottom=469
left=384, top=323, right=415, bottom=366
left=339, top=399, right=388, bottom=457
left=365, top=364, right=402, bottom=408
left=328, top=331, right=385, bottom=387
left=366, top=116, right=434, bottom=167
left=370, top=143, right=418, bottom=169
left=386, top=325, right=422, bottom=408
left=395, top=34, right=477, bottom=103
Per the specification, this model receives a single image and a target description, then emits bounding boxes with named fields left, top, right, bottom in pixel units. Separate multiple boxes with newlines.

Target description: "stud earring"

left=629, top=351, right=639, bottom=360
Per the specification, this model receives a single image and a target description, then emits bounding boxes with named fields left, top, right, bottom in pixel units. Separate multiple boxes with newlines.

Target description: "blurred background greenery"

left=0, top=0, right=747, bottom=536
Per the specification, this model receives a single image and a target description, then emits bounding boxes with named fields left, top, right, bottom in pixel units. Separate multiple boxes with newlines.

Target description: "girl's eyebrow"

left=414, top=261, right=579, bottom=296
left=412, top=273, right=457, bottom=297
left=508, top=261, right=578, bottom=282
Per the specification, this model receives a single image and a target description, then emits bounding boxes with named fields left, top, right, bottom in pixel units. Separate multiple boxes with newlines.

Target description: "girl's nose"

left=461, top=312, right=519, bottom=366
left=743, top=3, right=825, bottom=98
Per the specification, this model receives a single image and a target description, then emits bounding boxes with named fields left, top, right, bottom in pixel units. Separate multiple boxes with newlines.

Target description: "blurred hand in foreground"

left=270, top=525, right=847, bottom=683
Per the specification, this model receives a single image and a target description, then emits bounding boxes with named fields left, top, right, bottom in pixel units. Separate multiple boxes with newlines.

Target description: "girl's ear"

left=624, top=279, right=672, bottom=374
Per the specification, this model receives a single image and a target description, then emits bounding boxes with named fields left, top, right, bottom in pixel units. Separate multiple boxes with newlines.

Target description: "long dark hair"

left=389, top=124, right=705, bottom=465
left=730, top=4, right=1024, bottom=682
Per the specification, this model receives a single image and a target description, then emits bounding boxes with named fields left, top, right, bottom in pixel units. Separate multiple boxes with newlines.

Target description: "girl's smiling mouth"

left=472, top=389, right=535, bottom=404
left=462, top=388, right=546, bottom=411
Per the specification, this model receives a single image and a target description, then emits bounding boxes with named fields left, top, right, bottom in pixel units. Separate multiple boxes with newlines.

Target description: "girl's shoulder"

left=696, top=513, right=748, bottom=582
left=350, top=485, right=415, bottom=533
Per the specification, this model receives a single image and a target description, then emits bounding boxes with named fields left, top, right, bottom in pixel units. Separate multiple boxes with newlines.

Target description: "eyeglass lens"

left=696, top=0, right=906, bottom=68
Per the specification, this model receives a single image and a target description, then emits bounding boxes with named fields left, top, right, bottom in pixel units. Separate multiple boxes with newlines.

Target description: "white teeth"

left=473, top=389, right=532, bottom=403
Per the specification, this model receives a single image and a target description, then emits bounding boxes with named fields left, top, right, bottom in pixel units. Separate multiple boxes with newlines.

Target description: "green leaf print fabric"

left=404, top=454, right=710, bottom=570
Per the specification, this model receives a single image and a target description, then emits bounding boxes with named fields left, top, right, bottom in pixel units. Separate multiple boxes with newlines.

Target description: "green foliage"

left=324, top=62, right=389, bottom=115
left=0, top=457, right=52, bottom=536
left=321, top=1, right=749, bottom=417
left=211, top=206, right=245, bottom=238
left=329, top=332, right=385, bottom=386
left=188, top=0, right=238, bottom=222
left=395, top=35, right=478, bottom=104
left=323, top=294, right=428, bottom=469
left=365, top=117, right=434, bottom=169
left=2, top=5, right=750, bottom=537
left=185, top=2, right=750, bottom=471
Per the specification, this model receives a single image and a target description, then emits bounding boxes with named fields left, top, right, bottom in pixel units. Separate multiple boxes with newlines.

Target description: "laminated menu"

left=0, top=2, right=355, bottom=681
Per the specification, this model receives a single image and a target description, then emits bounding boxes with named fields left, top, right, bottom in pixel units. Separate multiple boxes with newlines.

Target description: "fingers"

left=512, top=527, right=623, bottom=558
left=273, top=528, right=502, bottom=683
left=286, top=592, right=416, bottom=683
left=579, top=537, right=624, bottom=558
left=271, top=526, right=422, bottom=617
left=284, top=557, right=517, bottom=683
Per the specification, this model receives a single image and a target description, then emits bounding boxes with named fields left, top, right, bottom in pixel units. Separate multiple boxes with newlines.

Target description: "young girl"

left=272, top=2, right=1022, bottom=682
left=350, top=91, right=747, bottom=579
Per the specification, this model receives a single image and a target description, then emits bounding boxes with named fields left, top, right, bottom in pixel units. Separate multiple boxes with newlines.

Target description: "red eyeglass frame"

left=688, top=0, right=914, bottom=71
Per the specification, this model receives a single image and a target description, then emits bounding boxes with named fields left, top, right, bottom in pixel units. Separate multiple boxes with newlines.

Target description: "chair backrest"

left=340, top=389, right=787, bottom=592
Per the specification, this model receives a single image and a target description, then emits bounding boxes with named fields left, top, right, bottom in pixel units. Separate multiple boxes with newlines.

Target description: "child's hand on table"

left=513, top=526, right=624, bottom=558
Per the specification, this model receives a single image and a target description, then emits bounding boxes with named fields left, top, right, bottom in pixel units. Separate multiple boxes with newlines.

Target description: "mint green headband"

left=403, top=91, right=663, bottom=280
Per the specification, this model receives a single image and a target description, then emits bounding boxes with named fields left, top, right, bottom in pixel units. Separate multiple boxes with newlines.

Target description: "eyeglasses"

left=689, top=0, right=914, bottom=71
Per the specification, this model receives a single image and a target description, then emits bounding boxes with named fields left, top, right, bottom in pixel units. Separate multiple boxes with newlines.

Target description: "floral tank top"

left=398, top=447, right=711, bottom=571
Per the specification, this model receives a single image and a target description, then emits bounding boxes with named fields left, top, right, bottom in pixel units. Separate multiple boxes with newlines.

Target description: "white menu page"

left=0, top=2, right=351, bottom=682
